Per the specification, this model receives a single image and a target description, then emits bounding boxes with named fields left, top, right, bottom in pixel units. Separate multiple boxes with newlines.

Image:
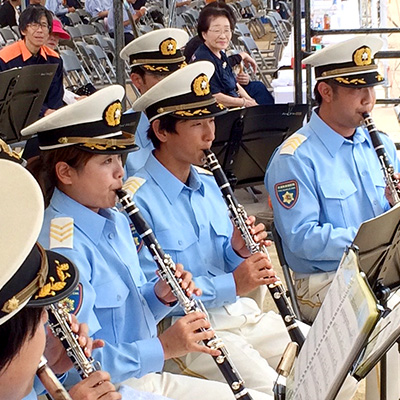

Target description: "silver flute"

left=117, top=187, right=254, bottom=400
left=36, top=356, right=73, bottom=400
left=363, top=112, right=400, bottom=205
left=203, top=149, right=305, bottom=349
left=47, top=302, right=101, bottom=379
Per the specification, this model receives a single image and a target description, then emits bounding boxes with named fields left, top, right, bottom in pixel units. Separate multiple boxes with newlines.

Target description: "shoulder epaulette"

left=43, top=45, right=60, bottom=59
left=193, top=165, right=213, bottom=175
left=123, top=176, right=146, bottom=197
left=280, top=133, right=308, bottom=156
left=50, top=217, right=74, bottom=249
left=0, top=41, right=20, bottom=63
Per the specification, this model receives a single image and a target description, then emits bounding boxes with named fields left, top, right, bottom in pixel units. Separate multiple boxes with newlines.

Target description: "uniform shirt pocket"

left=94, top=277, right=130, bottom=342
left=320, top=178, right=357, bottom=227
left=156, top=228, right=198, bottom=265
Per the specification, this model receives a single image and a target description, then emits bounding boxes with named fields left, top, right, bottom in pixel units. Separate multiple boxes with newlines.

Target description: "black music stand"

left=0, top=64, right=58, bottom=144
left=213, top=104, right=307, bottom=189
left=352, top=204, right=400, bottom=400
left=353, top=204, right=400, bottom=295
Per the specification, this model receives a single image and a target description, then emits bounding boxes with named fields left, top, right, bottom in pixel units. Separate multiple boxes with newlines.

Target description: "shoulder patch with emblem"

left=280, top=133, right=307, bottom=156
left=193, top=165, right=213, bottom=175
left=50, top=217, right=74, bottom=249
left=123, top=177, right=146, bottom=197
left=59, top=283, right=83, bottom=315
left=275, top=180, right=299, bottom=209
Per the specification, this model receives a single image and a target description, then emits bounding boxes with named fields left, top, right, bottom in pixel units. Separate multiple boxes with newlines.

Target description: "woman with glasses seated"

left=191, top=1, right=274, bottom=108
left=0, top=5, right=64, bottom=116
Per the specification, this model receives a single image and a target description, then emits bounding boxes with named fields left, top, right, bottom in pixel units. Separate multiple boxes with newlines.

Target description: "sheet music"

left=286, top=248, right=380, bottom=400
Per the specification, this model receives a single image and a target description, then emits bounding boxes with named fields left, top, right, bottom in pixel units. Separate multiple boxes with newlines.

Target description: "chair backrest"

left=64, top=25, right=83, bottom=40
left=235, top=22, right=252, bottom=38
left=87, top=44, right=107, bottom=60
left=271, top=222, right=304, bottom=321
left=91, top=21, right=107, bottom=35
left=76, top=23, right=96, bottom=39
left=11, top=25, right=20, bottom=39
left=0, top=27, right=17, bottom=44
left=66, top=12, right=83, bottom=26
left=60, top=49, right=85, bottom=72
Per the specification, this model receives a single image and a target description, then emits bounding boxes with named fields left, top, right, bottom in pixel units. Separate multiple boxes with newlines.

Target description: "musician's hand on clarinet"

left=155, top=263, right=202, bottom=305
left=233, top=253, right=278, bottom=296
left=45, top=314, right=105, bottom=374
left=69, top=371, right=121, bottom=400
left=385, top=172, right=400, bottom=206
left=159, top=312, right=221, bottom=359
left=231, top=215, right=272, bottom=258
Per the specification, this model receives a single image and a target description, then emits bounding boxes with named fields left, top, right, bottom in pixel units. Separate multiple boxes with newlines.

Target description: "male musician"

left=0, top=6, right=64, bottom=116
left=21, top=86, right=271, bottom=400
left=126, top=61, right=296, bottom=396
left=0, top=147, right=118, bottom=400
left=265, top=35, right=400, bottom=323
left=119, top=28, right=189, bottom=176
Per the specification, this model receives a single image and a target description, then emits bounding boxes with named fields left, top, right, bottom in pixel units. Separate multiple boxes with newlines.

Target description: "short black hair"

left=197, top=1, right=236, bottom=42
left=0, top=307, right=43, bottom=372
left=147, top=114, right=179, bottom=149
left=19, top=5, right=53, bottom=37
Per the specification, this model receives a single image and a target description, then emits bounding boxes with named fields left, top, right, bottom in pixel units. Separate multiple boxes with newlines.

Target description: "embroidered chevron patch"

left=123, top=177, right=146, bottom=197
left=280, top=133, right=307, bottom=155
left=50, top=217, right=74, bottom=249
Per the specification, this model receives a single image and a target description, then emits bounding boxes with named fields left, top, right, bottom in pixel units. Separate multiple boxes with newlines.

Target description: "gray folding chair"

left=86, top=44, right=115, bottom=84
left=66, top=12, right=83, bottom=26
left=0, top=27, right=17, bottom=45
left=60, top=49, right=93, bottom=89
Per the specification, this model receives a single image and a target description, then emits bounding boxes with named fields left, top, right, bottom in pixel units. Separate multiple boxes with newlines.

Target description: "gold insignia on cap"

left=160, top=38, right=177, bottom=56
left=175, top=108, right=211, bottom=117
left=1, top=296, right=20, bottom=313
left=353, top=46, right=372, bottom=66
left=335, top=77, right=366, bottom=85
left=179, top=61, right=187, bottom=69
left=104, top=101, right=122, bottom=127
left=0, top=139, right=20, bottom=161
left=192, top=74, right=210, bottom=97
left=34, top=260, right=71, bottom=299
left=143, top=64, right=169, bottom=72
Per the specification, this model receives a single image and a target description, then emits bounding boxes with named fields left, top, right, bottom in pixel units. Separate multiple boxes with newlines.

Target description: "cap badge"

left=192, top=74, right=210, bottom=97
left=35, top=260, right=71, bottom=299
left=104, top=101, right=122, bottom=127
left=160, top=38, right=177, bottom=56
left=353, top=46, right=372, bottom=66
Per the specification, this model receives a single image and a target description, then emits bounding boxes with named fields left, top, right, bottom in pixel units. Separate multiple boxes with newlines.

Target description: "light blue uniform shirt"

left=107, top=2, right=136, bottom=34
left=132, top=153, right=243, bottom=313
left=45, top=0, right=68, bottom=16
left=125, top=112, right=154, bottom=178
left=23, top=389, right=37, bottom=400
left=38, top=188, right=172, bottom=384
left=265, top=109, right=400, bottom=276
left=85, top=0, right=111, bottom=17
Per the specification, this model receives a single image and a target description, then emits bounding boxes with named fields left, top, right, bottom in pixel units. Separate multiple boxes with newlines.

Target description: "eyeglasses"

left=27, top=22, right=50, bottom=31
left=207, top=28, right=232, bottom=36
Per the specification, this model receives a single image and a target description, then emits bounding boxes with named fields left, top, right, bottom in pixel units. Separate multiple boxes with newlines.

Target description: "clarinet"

left=203, top=150, right=305, bottom=349
left=117, top=188, right=253, bottom=400
left=47, top=302, right=101, bottom=379
left=363, top=112, right=400, bottom=205
left=36, top=356, right=73, bottom=400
